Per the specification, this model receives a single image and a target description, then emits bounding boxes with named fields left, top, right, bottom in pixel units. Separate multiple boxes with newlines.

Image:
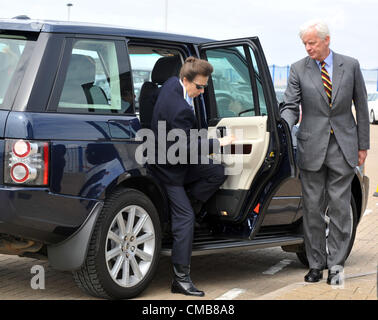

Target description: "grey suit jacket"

left=280, top=52, right=370, bottom=171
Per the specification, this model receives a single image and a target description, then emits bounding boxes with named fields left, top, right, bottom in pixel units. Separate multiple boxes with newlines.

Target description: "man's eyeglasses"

left=192, top=82, right=208, bottom=90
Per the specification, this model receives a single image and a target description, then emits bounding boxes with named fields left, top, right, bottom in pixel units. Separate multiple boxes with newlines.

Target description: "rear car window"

left=0, top=33, right=37, bottom=110
left=56, top=38, right=134, bottom=114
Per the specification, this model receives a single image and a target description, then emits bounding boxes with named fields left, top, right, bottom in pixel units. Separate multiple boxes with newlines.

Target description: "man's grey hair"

left=299, top=19, right=330, bottom=40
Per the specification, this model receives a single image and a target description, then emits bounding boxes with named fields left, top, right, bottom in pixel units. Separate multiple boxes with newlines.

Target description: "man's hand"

left=358, top=150, right=367, bottom=166
left=218, top=135, right=235, bottom=147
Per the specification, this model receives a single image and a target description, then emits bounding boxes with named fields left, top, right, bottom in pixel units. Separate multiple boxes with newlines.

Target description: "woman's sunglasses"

left=192, top=82, right=208, bottom=90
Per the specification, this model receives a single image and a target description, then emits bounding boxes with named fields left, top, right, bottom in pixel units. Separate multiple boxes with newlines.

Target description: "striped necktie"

left=321, top=61, right=332, bottom=106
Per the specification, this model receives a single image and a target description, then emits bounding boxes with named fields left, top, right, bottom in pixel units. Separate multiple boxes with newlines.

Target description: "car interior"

left=60, top=53, right=108, bottom=106
left=128, top=45, right=184, bottom=128
left=138, top=55, right=182, bottom=128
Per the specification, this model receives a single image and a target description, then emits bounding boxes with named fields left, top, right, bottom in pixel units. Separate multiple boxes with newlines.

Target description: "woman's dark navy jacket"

left=149, top=76, right=218, bottom=186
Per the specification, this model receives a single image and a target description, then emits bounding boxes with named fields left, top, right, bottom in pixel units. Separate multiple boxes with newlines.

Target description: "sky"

left=0, top=0, right=377, bottom=69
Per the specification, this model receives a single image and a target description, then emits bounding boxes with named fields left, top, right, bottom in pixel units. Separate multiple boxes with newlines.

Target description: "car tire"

left=72, top=188, right=161, bottom=299
left=296, top=194, right=358, bottom=268
left=370, top=110, right=377, bottom=124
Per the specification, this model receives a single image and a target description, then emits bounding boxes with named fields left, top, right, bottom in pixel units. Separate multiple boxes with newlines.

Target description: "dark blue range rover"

left=0, top=18, right=369, bottom=299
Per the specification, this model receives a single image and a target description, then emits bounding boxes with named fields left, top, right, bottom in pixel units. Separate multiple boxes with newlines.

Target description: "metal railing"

left=269, top=64, right=378, bottom=93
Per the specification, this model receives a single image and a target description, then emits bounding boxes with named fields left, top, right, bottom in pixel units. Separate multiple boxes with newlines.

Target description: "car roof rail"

left=12, top=15, right=31, bottom=20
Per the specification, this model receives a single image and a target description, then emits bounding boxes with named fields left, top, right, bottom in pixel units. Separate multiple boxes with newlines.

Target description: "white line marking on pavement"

left=364, top=209, right=372, bottom=216
left=344, top=270, right=377, bottom=280
left=215, top=288, right=246, bottom=300
left=263, top=259, right=293, bottom=275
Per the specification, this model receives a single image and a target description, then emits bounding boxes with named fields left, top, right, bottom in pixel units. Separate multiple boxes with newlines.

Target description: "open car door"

left=197, top=38, right=297, bottom=240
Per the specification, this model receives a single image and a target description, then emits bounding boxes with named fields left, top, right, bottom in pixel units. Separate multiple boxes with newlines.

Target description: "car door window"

left=205, top=45, right=267, bottom=118
left=56, top=39, right=133, bottom=114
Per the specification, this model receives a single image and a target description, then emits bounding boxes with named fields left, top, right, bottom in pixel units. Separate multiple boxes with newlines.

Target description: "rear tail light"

left=4, top=139, right=49, bottom=186
left=12, top=140, right=38, bottom=158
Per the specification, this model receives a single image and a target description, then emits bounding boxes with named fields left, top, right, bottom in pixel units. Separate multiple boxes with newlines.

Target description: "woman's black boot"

left=171, top=264, right=205, bottom=297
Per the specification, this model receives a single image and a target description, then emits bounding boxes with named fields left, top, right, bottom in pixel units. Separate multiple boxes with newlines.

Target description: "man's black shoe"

left=304, top=269, right=323, bottom=282
left=327, top=270, right=341, bottom=285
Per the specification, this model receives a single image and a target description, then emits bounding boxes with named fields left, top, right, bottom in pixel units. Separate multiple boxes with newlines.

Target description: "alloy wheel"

left=105, top=205, right=155, bottom=288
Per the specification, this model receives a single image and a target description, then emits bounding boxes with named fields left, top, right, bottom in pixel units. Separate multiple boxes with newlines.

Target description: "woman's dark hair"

left=179, top=56, right=213, bottom=81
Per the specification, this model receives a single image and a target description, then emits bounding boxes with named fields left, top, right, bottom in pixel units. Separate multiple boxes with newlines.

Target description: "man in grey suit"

left=280, top=20, right=370, bottom=285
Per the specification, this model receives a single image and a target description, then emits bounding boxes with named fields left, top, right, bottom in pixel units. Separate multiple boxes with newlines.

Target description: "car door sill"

left=161, top=235, right=304, bottom=256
